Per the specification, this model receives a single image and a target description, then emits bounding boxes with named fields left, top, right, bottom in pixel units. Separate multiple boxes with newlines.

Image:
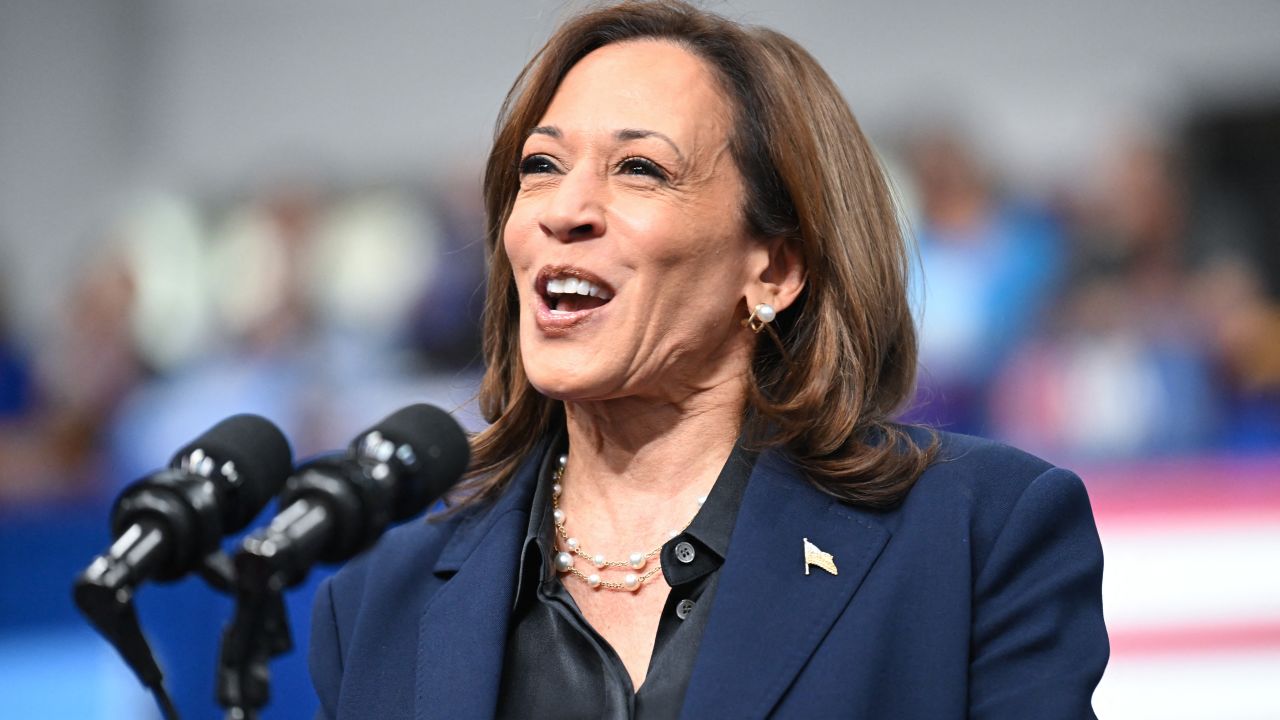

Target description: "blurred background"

left=1, top=1, right=1277, bottom=717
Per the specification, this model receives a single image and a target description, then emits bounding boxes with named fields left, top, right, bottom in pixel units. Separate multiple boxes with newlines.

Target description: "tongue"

left=556, top=294, right=608, bottom=312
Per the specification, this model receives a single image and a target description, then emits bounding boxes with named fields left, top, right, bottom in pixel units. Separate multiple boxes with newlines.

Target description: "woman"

left=309, top=3, right=1108, bottom=718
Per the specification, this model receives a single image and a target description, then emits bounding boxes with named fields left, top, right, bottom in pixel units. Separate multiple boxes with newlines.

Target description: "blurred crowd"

left=899, top=122, right=1280, bottom=461
left=0, top=177, right=487, bottom=508
left=1, top=122, right=1278, bottom=510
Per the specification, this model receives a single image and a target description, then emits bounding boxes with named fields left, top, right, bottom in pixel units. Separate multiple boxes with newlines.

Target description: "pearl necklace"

left=550, top=453, right=705, bottom=592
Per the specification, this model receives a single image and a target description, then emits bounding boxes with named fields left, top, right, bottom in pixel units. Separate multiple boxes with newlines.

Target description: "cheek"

left=502, top=209, right=536, bottom=272
left=620, top=201, right=722, bottom=269
left=646, top=227, right=753, bottom=298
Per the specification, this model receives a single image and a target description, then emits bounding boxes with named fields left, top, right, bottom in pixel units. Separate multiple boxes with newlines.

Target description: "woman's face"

left=504, top=40, right=772, bottom=404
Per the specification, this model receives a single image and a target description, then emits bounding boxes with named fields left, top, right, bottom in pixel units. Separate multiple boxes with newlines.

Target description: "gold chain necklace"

left=550, top=453, right=704, bottom=592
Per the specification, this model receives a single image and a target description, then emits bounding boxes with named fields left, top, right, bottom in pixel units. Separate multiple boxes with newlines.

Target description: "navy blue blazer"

left=309, top=430, right=1108, bottom=719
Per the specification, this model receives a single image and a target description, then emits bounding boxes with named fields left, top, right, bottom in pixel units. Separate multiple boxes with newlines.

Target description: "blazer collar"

left=431, top=437, right=549, bottom=576
left=415, top=438, right=547, bottom=720
left=680, top=448, right=892, bottom=719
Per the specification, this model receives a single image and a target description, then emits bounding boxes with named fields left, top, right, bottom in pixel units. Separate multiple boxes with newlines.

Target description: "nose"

left=538, top=167, right=606, bottom=243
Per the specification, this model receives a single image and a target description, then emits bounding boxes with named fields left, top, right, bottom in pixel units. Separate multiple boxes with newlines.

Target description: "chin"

left=519, top=325, right=625, bottom=402
left=523, top=357, right=613, bottom=403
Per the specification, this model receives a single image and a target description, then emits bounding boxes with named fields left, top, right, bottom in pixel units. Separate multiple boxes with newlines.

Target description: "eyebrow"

left=527, top=125, right=685, bottom=162
left=615, top=128, right=685, bottom=162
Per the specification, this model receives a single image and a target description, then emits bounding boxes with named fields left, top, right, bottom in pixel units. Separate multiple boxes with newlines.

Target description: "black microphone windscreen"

left=170, top=414, right=294, bottom=531
left=357, top=404, right=470, bottom=517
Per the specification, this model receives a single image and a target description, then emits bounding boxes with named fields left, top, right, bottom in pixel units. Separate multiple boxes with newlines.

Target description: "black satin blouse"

left=494, top=440, right=755, bottom=720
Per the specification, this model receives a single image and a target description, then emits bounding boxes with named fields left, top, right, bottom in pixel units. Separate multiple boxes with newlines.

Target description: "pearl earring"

left=745, top=303, right=776, bottom=333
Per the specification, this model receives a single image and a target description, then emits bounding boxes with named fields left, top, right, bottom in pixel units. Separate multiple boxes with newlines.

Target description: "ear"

left=747, top=236, right=806, bottom=313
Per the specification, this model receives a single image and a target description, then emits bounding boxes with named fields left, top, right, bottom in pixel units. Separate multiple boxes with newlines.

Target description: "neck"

left=557, top=377, right=745, bottom=547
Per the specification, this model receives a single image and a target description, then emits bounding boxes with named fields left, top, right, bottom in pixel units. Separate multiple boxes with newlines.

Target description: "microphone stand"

left=216, top=499, right=330, bottom=719
left=214, top=544, right=295, bottom=720
left=73, top=576, right=181, bottom=720
left=73, top=521, right=187, bottom=720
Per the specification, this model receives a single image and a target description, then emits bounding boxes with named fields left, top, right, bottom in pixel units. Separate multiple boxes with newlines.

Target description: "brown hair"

left=460, top=0, right=935, bottom=511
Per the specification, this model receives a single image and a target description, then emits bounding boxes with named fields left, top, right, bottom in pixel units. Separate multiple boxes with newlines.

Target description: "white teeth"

left=543, top=275, right=613, bottom=300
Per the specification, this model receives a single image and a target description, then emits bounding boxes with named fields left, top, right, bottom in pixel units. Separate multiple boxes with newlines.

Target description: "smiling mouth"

left=537, top=267, right=615, bottom=315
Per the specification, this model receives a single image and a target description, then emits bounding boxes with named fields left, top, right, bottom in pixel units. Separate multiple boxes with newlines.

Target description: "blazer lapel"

left=413, top=445, right=545, bottom=720
left=680, top=449, right=892, bottom=719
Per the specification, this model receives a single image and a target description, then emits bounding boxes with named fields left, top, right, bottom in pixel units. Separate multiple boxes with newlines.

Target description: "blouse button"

left=676, top=598, right=696, bottom=620
left=674, top=541, right=696, bottom=564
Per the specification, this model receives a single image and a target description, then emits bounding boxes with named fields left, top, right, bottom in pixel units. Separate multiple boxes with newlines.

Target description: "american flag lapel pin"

left=803, top=537, right=838, bottom=576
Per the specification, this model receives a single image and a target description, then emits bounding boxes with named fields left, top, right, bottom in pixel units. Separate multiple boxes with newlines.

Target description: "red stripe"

left=1082, top=456, right=1280, bottom=527
left=1094, top=508, right=1280, bottom=533
left=1110, top=620, right=1280, bottom=656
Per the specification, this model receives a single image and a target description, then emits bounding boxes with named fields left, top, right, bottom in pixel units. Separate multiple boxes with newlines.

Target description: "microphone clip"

left=215, top=549, right=294, bottom=720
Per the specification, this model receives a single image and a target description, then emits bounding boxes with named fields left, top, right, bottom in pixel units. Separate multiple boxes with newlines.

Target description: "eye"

left=617, top=156, right=667, bottom=181
left=518, top=154, right=558, bottom=176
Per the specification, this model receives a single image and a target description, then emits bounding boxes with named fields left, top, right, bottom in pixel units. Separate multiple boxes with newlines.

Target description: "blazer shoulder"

left=899, top=427, right=1095, bottom=570
left=904, top=426, right=1059, bottom=499
left=913, top=424, right=1051, bottom=474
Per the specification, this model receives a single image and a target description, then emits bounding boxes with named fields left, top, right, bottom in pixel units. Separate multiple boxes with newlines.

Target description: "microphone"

left=236, top=404, right=470, bottom=586
left=72, top=414, right=293, bottom=720
left=74, top=415, right=294, bottom=599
